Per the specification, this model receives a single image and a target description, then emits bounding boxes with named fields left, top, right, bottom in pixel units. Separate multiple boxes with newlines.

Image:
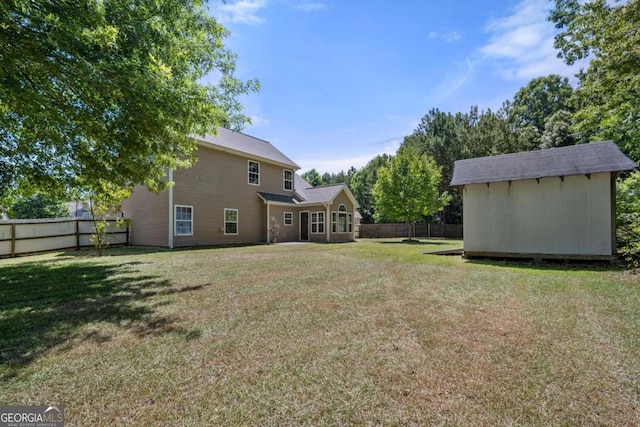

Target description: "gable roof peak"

left=195, top=127, right=300, bottom=170
left=451, top=141, right=636, bottom=186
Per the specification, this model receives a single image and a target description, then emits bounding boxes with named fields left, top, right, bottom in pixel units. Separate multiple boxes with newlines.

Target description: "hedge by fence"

left=358, top=223, right=463, bottom=239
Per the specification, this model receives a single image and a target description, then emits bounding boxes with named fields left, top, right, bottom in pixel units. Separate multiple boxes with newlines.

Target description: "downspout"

left=325, top=203, right=330, bottom=243
left=168, top=169, right=174, bottom=249
left=266, top=201, right=271, bottom=244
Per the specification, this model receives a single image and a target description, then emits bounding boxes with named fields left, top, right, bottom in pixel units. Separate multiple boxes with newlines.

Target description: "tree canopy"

left=551, top=0, right=640, bottom=162
left=373, top=147, right=448, bottom=239
left=8, top=193, right=70, bottom=219
left=301, top=169, right=323, bottom=187
left=510, top=74, right=575, bottom=149
left=0, top=0, right=258, bottom=201
left=350, top=154, right=391, bottom=224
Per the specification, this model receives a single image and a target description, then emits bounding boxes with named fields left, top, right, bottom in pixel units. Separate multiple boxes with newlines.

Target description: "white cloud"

left=249, top=115, right=270, bottom=127
left=427, top=29, right=463, bottom=43
left=444, top=31, right=463, bottom=43
left=479, top=0, right=576, bottom=80
left=216, top=0, right=267, bottom=25
left=427, top=58, right=477, bottom=105
left=298, top=137, right=402, bottom=174
left=295, top=2, right=327, bottom=12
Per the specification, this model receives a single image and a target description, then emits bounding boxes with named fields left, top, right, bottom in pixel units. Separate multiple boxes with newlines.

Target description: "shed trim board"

left=451, top=142, right=636, bottom=260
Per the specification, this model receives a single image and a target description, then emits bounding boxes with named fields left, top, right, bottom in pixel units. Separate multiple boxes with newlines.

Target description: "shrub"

left=617, top=171, right=640, bottom=268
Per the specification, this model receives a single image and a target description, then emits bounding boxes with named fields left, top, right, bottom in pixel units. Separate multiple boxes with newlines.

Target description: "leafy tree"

left=510, top=74, right=575, bottom=150
left=301, top=168, right=323, bottom=187
left=373, top=146, right=449, bottom=240
left=321, top=172, right=333, bottom=185
left=350, top=154, right=391, bottom=223
left=617, top=171, right=640, bottom=268
left=401, top=106, right=520, bottom=223
left=551, top=0, right=640, bottom=162
left=85, top=180, right=131, bottom=256
left=0, top=0, right=258, bottom=201
left=9, top=194, right=70, bottom=219
left=540, top=110, right=577, bottom=149
left=303, top=167, right=357, bottom=187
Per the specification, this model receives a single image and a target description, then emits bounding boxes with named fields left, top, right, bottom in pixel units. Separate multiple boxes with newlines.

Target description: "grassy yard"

left=1, top=239, right=639, bottom=426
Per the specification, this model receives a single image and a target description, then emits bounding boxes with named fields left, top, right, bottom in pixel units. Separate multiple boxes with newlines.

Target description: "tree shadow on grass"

left=465, top=257, right=623, bottom=272
left=0, top=259, right=205, bottom=380
left=377, top=239, right=456, bottom=246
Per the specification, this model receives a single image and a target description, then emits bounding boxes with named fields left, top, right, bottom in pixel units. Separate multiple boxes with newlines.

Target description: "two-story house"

left=122, top=128, right=357, bottom=247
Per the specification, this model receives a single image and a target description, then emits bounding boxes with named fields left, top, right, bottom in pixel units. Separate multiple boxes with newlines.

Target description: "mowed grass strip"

left=1, top=240, right=639, bottom=426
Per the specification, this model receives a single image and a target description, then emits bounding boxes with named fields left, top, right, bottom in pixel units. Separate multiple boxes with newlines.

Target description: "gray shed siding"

left=462, top=173, right=614, bottom=257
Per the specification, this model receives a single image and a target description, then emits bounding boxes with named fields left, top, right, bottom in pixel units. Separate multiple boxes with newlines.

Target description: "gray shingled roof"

left=257, top=174, right=353, bottom=206
left=294, top=174, right=347, bottom=205
left=257, top=192, right=302, bottom=204
left=451, top=141, right=636, bottom=186
left=195, top=127, right=300, bottom=169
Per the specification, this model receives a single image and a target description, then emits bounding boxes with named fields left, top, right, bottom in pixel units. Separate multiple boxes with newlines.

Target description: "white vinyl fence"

left=0, top=218, right=129, bottom=258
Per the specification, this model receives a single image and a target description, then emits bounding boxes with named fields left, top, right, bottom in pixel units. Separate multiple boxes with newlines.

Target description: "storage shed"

left=450, top=142, right=636, bottom=260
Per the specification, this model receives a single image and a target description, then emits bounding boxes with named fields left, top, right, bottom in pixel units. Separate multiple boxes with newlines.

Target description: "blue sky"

left=209, top=0, right=582, bottom=173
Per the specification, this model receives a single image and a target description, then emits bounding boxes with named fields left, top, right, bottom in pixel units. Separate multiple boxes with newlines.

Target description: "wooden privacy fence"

left=0, top=218, right=129, bottom=258
left=358, top=223, right=463, bottom=239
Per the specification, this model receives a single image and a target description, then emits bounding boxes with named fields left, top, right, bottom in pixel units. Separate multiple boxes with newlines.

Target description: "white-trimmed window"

left=348, top=213, right=353, bottom=233
left=331, top=212, right=337, bottom=233
left=248, top=161, right=260, bottom=185
left=311, top=212, right=324, bottom=234
left=224, top=208, right=238, bottom=235
left=284, top=212, right=293, bottom=226
left=175, top=205, right=193, bottom=236
left=338, top=204, right=348, bottom=233
left=283, top=170, right=293, bottom=191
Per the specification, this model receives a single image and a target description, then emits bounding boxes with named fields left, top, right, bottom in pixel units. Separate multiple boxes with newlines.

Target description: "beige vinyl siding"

left=328, top=190, right=356, bottom=243
left=265, top=205, right=299, bottom=242
left=170, top=145, right=293, bottom=247
left=121, top=184, right=168, bottom=247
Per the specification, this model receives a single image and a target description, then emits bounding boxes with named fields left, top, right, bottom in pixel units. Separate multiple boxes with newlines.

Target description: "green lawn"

left=1, top=239, right=639, bottom=425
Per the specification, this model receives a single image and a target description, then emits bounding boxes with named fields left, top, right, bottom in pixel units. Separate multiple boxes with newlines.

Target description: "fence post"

left=10, top=223, right=16, bottom=258
left=75, top=219, right=80, bottom=250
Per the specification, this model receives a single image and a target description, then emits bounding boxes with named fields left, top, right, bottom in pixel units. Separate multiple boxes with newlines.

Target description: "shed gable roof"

left=195, top=127, right=300, bottom=170
left=451, top=141, right=636, bottom=186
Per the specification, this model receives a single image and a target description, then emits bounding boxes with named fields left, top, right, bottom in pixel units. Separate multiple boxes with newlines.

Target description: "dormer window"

left=248, top=161, right=260, bottom=185
left=284, top=170, right=293, bottom=191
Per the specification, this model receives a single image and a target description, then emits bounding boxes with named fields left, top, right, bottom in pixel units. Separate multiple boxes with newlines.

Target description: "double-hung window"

left=283, top=170, right=293, bottom=191
left=311, top=212, right=324, bottom=234
left=225, top=208, right=238, bottom=235
left=284, top=212, right=293, bottom=226
left=248, top=161, right=260, bottom=185
left=175, top=205, right=193, bottom=236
